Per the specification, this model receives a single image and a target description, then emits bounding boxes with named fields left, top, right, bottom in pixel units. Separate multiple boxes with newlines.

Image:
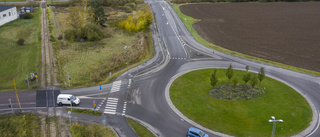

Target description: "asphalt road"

left=0, top=0, right=319, bottom=137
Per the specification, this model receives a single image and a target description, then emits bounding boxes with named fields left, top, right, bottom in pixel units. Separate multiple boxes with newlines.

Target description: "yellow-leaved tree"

left=118, top=5, right=153, bottom=33
left=67, top=0, right=94, bottom=29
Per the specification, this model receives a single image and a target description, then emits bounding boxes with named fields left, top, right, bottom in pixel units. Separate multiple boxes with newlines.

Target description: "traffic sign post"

left=35, top=75, right=38, bottom=83
left=94, top=101, right=97, bottom=114
left=99, top=82, right=102, bottom=97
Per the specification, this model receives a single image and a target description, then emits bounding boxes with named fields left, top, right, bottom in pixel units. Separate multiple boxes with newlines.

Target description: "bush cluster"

left=118, top=6, right=153, bottom=32
left=64, top=23, right=104, bottom=42
left=209, top=84, right=265, bottom=101
left=22, top=12, right=34, bottom=19
left=17, top=38, right=25, bottom=45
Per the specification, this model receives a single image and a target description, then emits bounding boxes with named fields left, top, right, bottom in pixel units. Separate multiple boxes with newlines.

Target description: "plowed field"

left=180, top=2, right=320, bottom=72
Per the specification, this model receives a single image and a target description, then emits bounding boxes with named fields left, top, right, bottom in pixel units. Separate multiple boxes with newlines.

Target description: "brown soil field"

left=180, top=2, right=320, bottom=72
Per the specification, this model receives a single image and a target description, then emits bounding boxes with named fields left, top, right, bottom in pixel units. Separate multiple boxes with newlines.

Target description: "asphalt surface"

left=0, top=0, right=319, bottom=137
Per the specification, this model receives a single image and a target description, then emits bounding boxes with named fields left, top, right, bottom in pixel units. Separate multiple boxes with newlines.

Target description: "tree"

left=226, top=64, right=234, bottom=85
left=258, top=67, right=265, bottom=88
left=210, top=69, right=218, bottom=87
left=242, top=65, right=251, bottom=84
left=232, top=76, right=238, bottom=88
left=245, top=65, right=249, bottom=72
left=250, top=74, right=258, bottom=96
left=67, top=0, right=94, bottom=29
left=90, top=0, right=107, bottom=26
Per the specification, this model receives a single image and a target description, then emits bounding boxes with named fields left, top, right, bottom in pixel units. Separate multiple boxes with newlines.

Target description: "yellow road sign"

left=35, top=75, right=38, bottom=78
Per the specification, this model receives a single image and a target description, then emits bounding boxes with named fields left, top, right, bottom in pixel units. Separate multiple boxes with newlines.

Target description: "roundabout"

left=166, top=68, right=315, bottom=137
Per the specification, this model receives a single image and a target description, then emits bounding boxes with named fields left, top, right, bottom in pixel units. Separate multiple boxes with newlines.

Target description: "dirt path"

left=41, top=2, right=59, bottom=88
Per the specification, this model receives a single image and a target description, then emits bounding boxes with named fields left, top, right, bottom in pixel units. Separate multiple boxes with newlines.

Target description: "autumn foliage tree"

left=65, top=0, right=103, bottom=42
left=118, top=5, right=153, bottom=32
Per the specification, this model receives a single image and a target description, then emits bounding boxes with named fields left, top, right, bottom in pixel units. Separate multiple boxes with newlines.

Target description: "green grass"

left=0, top=8, right=42, bottom=91
left=69, top=122, right=116, bottom=137
left=171, top=4, right=320, bottom=76
left=126, top=118, right=156, bottom=137
left=170, top=69, right=312, bottom=137
left=66, top=108, right=102, bottom=116
left=0, top=113, right=41, bottom=137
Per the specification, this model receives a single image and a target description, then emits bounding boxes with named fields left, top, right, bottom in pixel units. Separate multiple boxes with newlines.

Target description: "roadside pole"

left=26, top=75, right=30, bottom=89
left=93, top=100, right=96, bottom=114
left=70, top=99, right=72, bottom=111
left=8, top=98, right=13, bottom=114
left=68, top=73, right=70, bottom=87
left=99, top=82, right=102, bottom=97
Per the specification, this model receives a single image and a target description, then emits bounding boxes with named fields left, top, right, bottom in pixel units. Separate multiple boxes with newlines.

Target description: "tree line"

left=211, top=64, right=265, bottom=90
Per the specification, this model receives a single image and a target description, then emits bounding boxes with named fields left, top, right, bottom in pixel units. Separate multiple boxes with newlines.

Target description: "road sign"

left=100, top=85, right=101, bottom=90
left=145, top=61, right=147, bottom=64
left=213, top=51, right=215, bottom=54
left=94, top=103, right=96, bottom=107
left=68, top=111, right=71, bottom=115
left=35, top=75, right=38, bottom=78
left=94, top=106, right=97, bottom=110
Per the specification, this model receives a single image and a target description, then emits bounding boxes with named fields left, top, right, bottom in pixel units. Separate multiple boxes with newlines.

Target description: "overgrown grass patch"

left=126, top=118, right=156, bottom=137
left=0, top=8, right=41, bottom=91
left=171, top=4, right=320, bottom=76
left=66, top=108, right=102, bottom=116
left=69, top=122, right=116, bottom=137
left=170, top=69, right=312, bottom=137
left=0, top=113, right=41, bottom=137
left=52, top=5, right=155, bottom=88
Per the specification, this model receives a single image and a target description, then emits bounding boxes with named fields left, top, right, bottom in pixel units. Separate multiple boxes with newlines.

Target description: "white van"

left=57, top=94, right=80, bottom=106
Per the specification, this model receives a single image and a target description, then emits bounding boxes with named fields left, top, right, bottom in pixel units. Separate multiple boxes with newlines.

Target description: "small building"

left=0, top=5, right=18, bottom=26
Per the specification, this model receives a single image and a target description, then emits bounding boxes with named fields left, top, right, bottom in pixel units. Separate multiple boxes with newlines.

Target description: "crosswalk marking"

left=110, top=80, right=122, bottom=93
left=104, top=98, right=118, bottom=115
left=122, top=102, right=127, bottom=116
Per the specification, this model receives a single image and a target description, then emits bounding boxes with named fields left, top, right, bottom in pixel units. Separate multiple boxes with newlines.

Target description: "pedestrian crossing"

left=104, top=98, right=118, bottom=114
left=110, top=80, right=122, bottom=93
left=122, top=102, right=127, bottom=116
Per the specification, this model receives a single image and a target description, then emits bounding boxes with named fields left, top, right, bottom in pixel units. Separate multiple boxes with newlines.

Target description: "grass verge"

left=126, top=118, right=156, bottom=137
left=66, top=108, right=102, bottom=116
left=0, top=8, right=42, bottom=91
left=69, top=122, right=116, bottom=137
left=171, top=4, right=320, bottom=76
left=0, top=113, right=41, bottom=136
left=170, top=68, right=312, bottom=137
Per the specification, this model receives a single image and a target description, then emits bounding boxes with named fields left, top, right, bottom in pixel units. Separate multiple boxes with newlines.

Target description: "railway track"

left=40, top=2, right=60, bottom=136
left=41, top=2, right=58, bottom=88
left=45, top=87, right=58, bottom=137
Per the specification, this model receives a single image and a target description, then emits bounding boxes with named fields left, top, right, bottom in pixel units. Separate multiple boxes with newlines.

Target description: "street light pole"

left=124, top=46, right=131, bottom=67
left=269, top=116, right=283, bottom=137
